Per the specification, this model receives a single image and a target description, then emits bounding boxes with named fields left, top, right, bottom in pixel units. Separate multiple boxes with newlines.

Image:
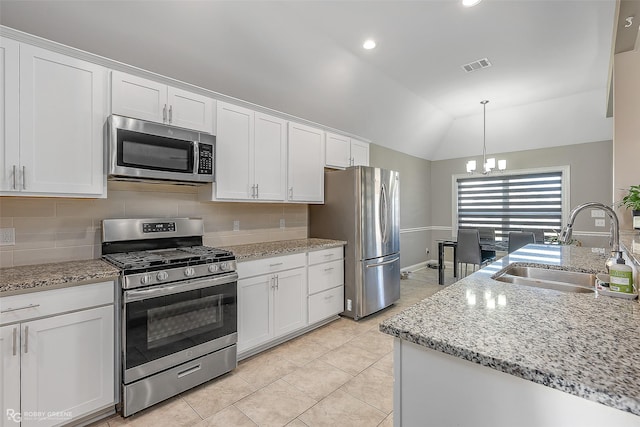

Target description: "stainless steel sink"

left=491, top=265, right=596, bottom=293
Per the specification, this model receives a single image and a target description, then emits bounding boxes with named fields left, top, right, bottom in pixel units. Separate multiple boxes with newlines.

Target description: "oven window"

left=125, top=281, right=236, bottom=371
left=118, top=129, right=194, bottom=172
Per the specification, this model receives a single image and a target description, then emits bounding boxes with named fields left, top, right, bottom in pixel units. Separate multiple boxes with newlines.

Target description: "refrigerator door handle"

left=380, top=183, right=388, bottom=243
left=366, top=256, right=399, bottom=268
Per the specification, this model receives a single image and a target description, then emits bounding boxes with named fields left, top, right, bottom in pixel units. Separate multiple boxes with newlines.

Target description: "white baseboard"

left=401, top=261, right=429, bottom=272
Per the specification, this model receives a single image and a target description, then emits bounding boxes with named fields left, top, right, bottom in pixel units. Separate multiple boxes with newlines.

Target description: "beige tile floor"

left=96, top=267, right=448, bottom=427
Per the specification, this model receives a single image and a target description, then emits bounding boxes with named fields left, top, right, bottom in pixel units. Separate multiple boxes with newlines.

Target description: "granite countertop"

left=221, top=238, right=346, bottom=261
left=381, top=244, right=640, bottom=416
left=0, top=259, right=120, bottom=296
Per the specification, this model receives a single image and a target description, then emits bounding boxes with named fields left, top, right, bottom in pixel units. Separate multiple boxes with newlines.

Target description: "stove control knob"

left=156, top=271, right=169, bottom=281
left=140, top=275, right=152, bottom=285
left=184, top=267, right=195, bottom=277
left=220, top=262, right=229, bottom=271
left=208, top=264, right=220, bottom=273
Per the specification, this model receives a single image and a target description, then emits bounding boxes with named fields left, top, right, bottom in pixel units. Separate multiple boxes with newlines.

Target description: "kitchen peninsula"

left=381, top=244, right=640, bottom=426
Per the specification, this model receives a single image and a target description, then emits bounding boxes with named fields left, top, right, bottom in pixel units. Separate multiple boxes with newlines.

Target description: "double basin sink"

left=492, top=265, right=596, bottom=293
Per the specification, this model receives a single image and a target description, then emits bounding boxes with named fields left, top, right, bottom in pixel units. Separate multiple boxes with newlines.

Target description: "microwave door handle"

left=193, top=141, right=199, bottom=174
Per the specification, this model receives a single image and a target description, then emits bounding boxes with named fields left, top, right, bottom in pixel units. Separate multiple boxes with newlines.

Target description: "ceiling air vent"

left=461, top=58, right=492, bottom=73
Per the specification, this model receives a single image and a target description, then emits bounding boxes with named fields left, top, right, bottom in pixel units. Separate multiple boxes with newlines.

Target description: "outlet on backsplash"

left=0, top=228, right=16, bottom=246
left=280, top=219, right=285, bottom=229
left=233, top=220, right=240, bottom=231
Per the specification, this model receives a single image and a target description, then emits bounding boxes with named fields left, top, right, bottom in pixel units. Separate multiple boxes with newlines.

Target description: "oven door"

left=122, top=272, right=237, bottom=384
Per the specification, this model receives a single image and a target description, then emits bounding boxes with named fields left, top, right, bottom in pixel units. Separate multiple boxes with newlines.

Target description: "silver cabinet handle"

left=22, top=166, right=26, bottom=190
left=324, top=294, right=334, bottom=300
left=366, top=257, right=400, bottom=268
left=251, top=185, right=256, bottom=198
left=289, top=187, right=293, bottom=198
left=269, top=262, right=284, bottom=267
left=256, top=184, right=259, bottom=199
left=169, top=105, right=173, bottom=123
left=163, top=104, right=167, bottom=122
left=1, top=303, right=41, bottom=314
left=12, top=165, right=16, bottom=190
left=12, top=327, right=17, bottom=356
left=324, top=267, right=334, bottom=272
left=24, top=325, right=29, bottom=354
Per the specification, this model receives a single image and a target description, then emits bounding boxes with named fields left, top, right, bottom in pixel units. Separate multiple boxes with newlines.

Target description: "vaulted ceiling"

left=0, top=0, right=617, bottom=160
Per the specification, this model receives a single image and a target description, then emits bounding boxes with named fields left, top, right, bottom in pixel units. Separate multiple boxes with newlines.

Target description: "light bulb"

left=466, top=160, right=476, bottom=173
left=462, top=0, right=482, bottom=7
left=363, top=39, right=376, bottom=50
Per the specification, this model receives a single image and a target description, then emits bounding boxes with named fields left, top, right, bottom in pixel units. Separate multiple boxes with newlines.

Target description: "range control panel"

left=142, top=222, right=176, bottom=233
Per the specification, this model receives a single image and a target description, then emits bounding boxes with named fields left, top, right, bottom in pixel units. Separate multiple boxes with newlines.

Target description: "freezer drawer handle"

left=365, top=257, right=400, bottom=268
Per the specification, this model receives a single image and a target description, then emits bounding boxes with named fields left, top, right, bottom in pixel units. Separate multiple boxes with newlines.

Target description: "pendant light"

left=466, top=100, right=506, bottom=174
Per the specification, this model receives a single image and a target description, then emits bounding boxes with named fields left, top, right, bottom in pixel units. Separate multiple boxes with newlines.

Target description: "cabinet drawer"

left=237, top=253, right=306, bottom=279
left=308, top=259, right=344, bottom=295
left=308, top=286, right=343, bottom=324
left=0, top=281, right=115, bottom=325
left=308, top=247, right=343, bottom=265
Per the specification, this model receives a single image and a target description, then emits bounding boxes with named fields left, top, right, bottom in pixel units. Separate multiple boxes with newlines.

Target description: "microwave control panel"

left=198, top=143, right=213, bottom=176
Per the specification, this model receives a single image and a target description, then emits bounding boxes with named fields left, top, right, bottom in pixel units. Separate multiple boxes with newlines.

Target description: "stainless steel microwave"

left=107, top=115, right=214, bottom=184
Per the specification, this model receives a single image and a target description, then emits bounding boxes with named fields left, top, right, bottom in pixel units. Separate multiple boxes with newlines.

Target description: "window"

left=455, top=168, right=568, bottom=242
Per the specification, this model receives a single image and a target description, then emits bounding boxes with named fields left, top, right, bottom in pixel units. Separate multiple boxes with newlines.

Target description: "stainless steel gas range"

left=101, top=218, right=237, bottom=417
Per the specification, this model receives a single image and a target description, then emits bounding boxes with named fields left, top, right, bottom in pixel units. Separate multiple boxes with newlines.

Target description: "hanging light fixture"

left=466, top=100, right=506, bottom=174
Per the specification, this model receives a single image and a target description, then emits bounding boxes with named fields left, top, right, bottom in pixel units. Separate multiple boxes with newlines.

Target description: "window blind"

left=456, top=171, right=563, bottom=242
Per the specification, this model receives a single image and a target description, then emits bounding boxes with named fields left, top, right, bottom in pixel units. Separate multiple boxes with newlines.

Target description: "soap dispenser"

left=609, top=253, right=634, bottom=293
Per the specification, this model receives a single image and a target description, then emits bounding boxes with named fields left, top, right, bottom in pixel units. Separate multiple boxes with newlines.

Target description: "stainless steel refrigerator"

left=309, top=166, right=400, bottom=320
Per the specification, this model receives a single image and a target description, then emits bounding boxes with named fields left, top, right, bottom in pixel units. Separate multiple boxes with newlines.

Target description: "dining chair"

left=457, top=229, right=496, bottom=277
left=508, top=231, right=536, bottom=253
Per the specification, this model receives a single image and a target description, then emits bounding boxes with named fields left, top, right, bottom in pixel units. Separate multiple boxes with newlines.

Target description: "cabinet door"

left=0, top=38, right=19, bottom=193
left=325, top=132, right=350, bottom=169
left=350, top=139, right=370, bottom=167
left=273, top=267, right=307, bottom=337
left=0, top=325, right=20, bottom=427
left=167, top=86, right=214, bottom=133
left=21, top=306, right=114, bottom=427
left=216, top=102, right=254, bottom=200
left=287, top=122, right=325, bottom=203
left=238, top=274, right=273, bottom=353
left=254, top=112, right=287, bottom=201
left=111, top=70, right=167, bottom=124
left=20, top=44, right=106, bottom=196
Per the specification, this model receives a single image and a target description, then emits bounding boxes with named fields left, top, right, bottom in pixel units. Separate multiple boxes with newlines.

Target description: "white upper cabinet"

left=325, top=132, right=351, bottom=169
left=1, top=41, right=106, bottom=197
left=350, top=138, right=370, bottom=166
left=111, top=71, right=214, bottom=134
left=211, top=102, right=286, bottom=201
left=325, top=133, right=370, bottom=169
left=0, top=37, right=19, bottom=194
left=288, top=122, right=325, bottom=203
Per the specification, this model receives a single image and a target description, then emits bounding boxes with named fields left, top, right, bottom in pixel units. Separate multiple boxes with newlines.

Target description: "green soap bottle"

left=609, top=255, right=634, bottom=293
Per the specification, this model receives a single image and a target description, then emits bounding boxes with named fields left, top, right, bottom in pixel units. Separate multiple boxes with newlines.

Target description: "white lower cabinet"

left=307, top=247, right=345, bottom=324
left=237, top=247, right=345, bottom=357
left=0, top=281, right=115, bottom=427
left=237, top=254, right=307, bottom=355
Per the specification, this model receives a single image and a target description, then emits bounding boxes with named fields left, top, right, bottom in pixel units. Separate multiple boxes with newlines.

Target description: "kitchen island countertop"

left=0, top=259, right=120, bottom=296
left=221, top=238, right=346, bottom=262
left=381, top=244, right=640, bottom=416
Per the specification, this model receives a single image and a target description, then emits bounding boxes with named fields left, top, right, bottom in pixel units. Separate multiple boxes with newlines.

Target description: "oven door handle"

left=124, top=272, right=238, bottom=302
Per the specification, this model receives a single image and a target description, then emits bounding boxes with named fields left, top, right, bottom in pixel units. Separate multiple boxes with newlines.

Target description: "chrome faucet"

left=559, top=202, right=620, bottom=256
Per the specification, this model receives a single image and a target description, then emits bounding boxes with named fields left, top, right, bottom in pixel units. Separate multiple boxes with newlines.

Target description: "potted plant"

left=620, top=184, right=640, bottom=216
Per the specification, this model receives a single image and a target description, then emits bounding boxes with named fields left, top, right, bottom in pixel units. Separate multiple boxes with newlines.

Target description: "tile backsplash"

left=0, top=182, right=307, bottom=268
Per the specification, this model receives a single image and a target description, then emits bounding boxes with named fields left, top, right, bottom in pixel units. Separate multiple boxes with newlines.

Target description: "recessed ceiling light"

left=462, top=0, right=482, bottom=7
left=363, top=39, right=376, bottom=50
